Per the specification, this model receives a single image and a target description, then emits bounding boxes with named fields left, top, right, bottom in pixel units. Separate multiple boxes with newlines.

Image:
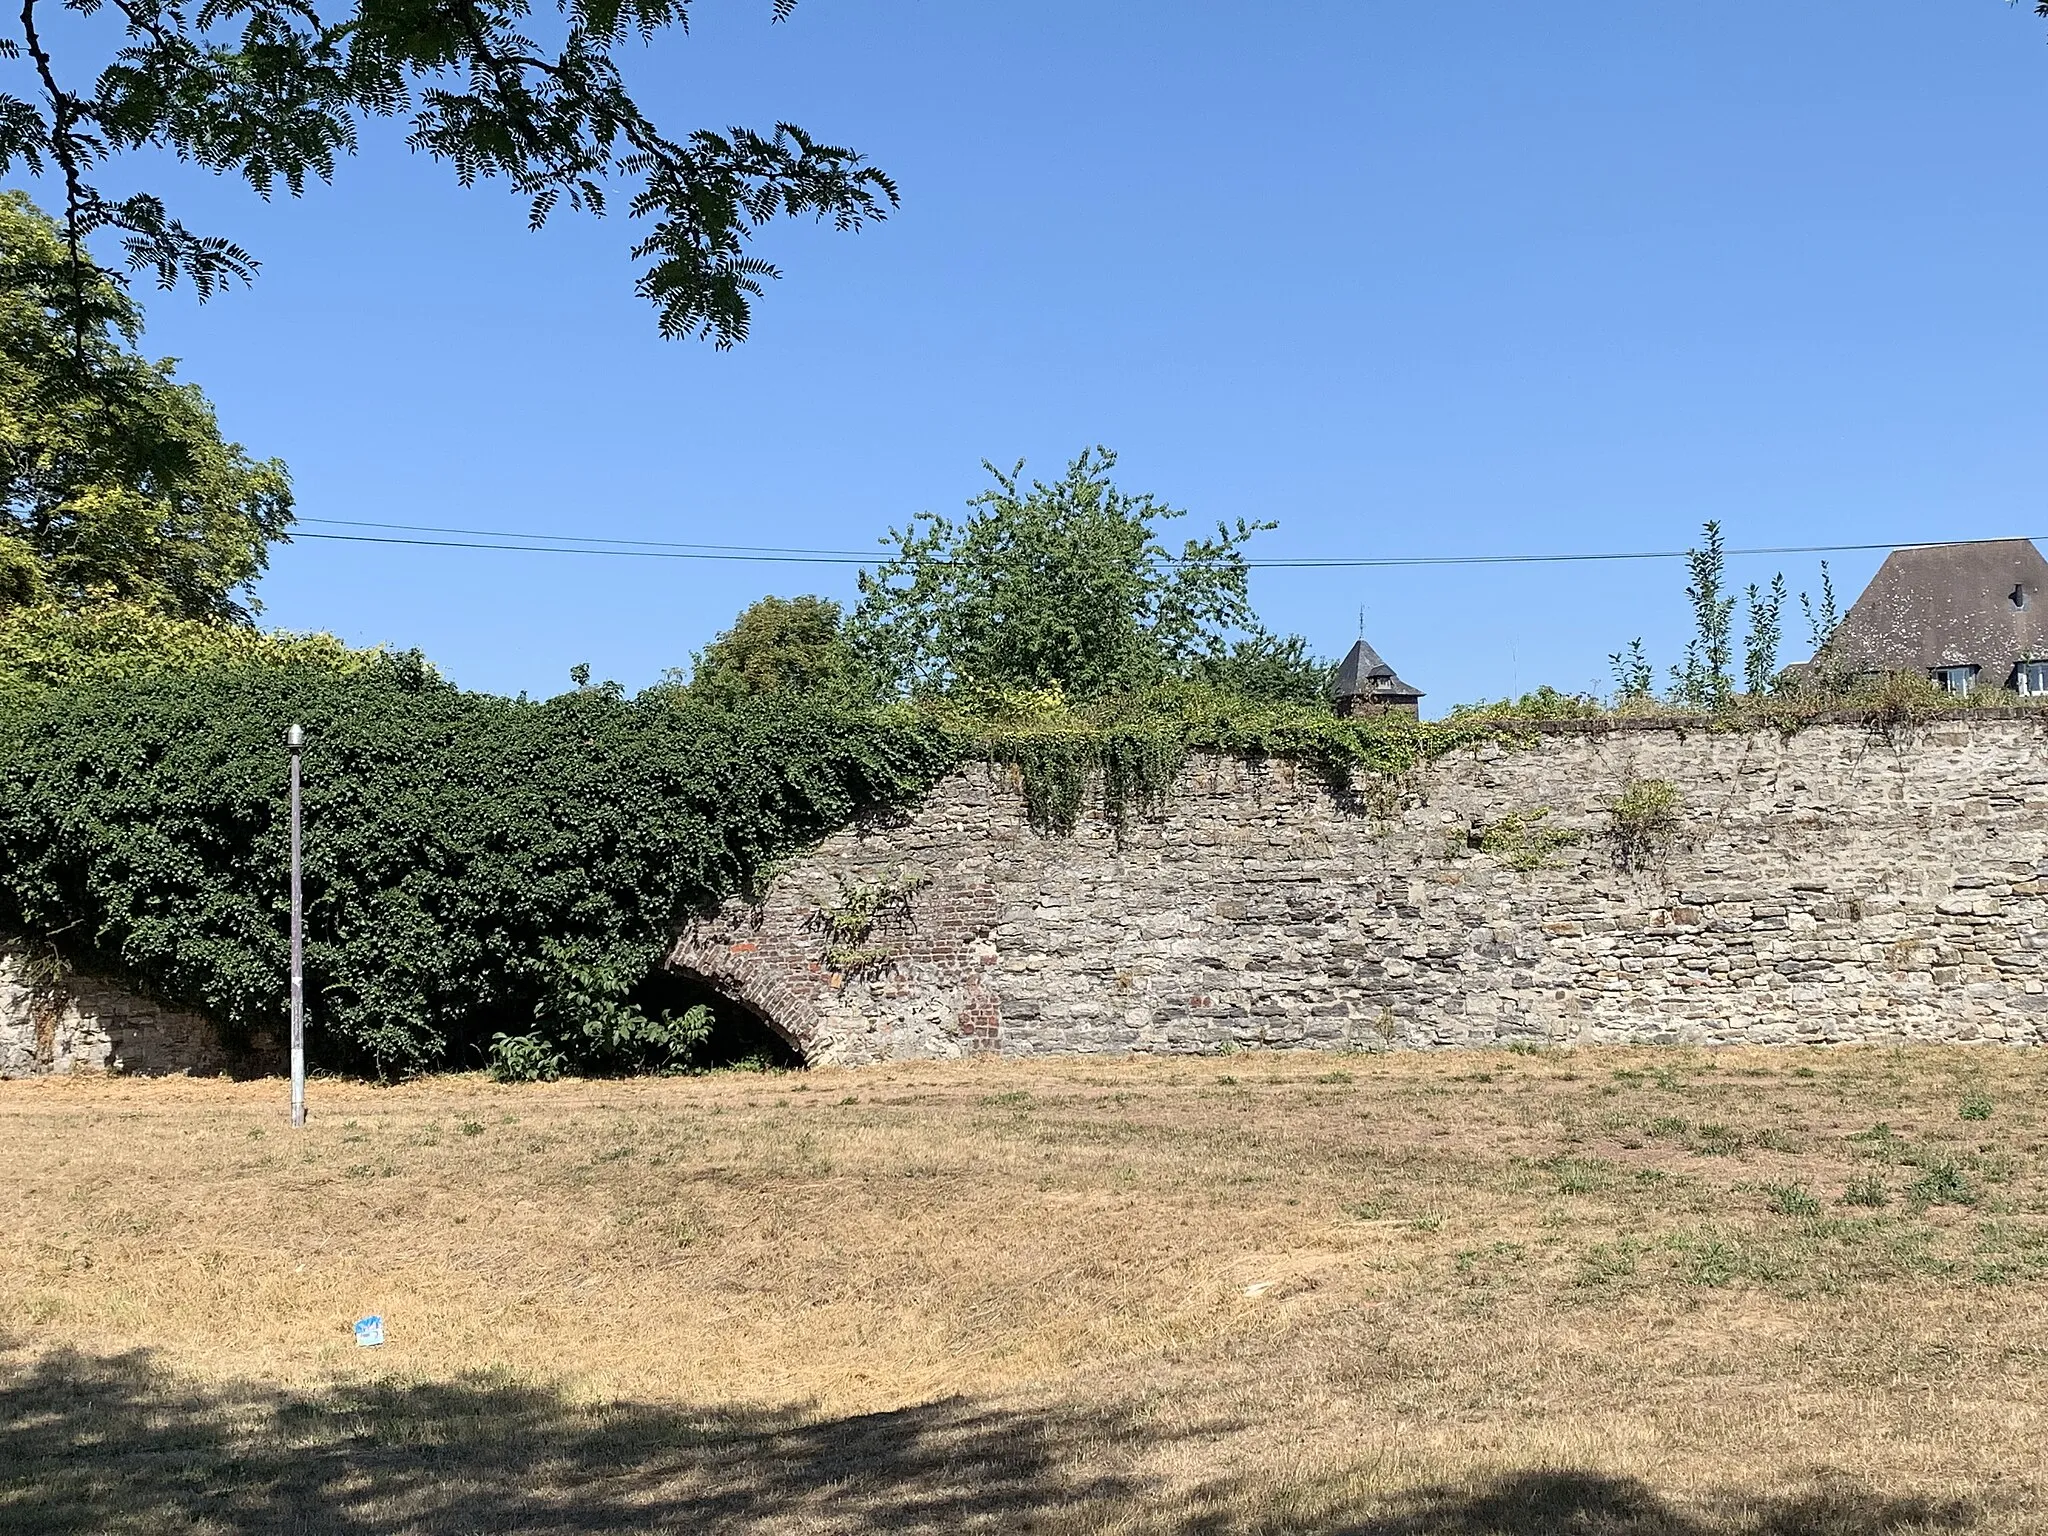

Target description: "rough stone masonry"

left=0, top=947, right=253, bottom=1078
left=668, top=717, right=2048, bottom=1065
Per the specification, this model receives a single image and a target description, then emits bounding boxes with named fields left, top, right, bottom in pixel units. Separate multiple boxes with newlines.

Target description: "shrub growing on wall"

left=0, top=658, right=956, bottom=1078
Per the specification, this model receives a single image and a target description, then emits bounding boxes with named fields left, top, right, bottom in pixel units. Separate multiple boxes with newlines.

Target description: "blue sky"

left=64, top=1, right=2048, bottom=711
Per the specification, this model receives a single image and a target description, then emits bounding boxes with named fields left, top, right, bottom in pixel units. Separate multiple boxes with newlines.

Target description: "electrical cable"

left=299, top=516, right=880, bottom=558
left=295, top=530, right=876, bottom=564
left=291, top=520, right=2044, bottom=570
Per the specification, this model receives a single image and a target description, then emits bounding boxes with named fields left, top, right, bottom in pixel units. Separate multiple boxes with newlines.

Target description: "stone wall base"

left=0, top=949, right=264, bottom=1078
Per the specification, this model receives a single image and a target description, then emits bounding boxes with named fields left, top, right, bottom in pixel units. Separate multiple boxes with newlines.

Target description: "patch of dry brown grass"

left=4, top=1045, right=2045, bottom=1532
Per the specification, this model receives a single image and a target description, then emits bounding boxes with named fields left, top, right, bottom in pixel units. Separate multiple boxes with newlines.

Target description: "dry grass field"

left=4, top=1044, right=2046, bottom=1534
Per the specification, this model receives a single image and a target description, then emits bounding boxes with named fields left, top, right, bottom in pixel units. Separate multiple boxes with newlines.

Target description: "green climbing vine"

left=813, top=868, right=931, bottom=971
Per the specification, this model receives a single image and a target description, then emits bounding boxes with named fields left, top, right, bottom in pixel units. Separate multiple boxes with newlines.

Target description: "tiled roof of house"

left=1822, top=539, right=2048, bottom=685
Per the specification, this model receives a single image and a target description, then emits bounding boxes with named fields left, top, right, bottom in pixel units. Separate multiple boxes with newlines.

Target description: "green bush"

left=1607, top=778, right=1683, bottom=872
left=0, top=659, right=956, bottom=1078
left=1449, top=686, right=1605, bottom=723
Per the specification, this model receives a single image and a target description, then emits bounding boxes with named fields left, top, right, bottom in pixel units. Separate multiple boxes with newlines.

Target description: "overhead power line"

left=291, top=518, right=2039, bottom=571
left=296, top=530, right=876, bottom=565
left=299, top=517, right=880, bottom=559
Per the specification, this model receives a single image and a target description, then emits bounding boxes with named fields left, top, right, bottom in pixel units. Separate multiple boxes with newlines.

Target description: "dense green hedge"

left=0, top=658, right=956, bottom=1077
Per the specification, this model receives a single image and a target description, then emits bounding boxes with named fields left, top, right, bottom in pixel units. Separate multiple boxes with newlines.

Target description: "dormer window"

left=1932, top=665, right=1979, bottom=695
left=2019, top=661, right=2048, bottom=696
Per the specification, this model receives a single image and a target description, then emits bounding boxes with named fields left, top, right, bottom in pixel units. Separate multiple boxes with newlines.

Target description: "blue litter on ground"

left=353, top=1315, right=385, bottom=1347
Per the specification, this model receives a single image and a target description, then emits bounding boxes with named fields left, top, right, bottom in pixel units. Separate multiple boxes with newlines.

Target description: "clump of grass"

left=1454, top=1242, right=1528, bottom=1280
left=1843, top=1174, right=1890, bottom=1209
left=1574, top=1238, right=1642, bottom=1288
left=1849, top=1123, right=1909, bottom=1163
left=1960, top=1090, right=1993, bottom=1122
left=1907, top=1162, right=1978, bottom=1210
left=1469, top=807, right=1582, bottom=872
left=1550, top=1157, right=1610, bottom=1196
left=459, top=1119, right=484, bottom=1136
left=1692, top=1123, right=1744, bottom=1156
left=1666, top=1229, right=1743, bottom=1288
left=1764, top=1182, right=1823, bottom=1218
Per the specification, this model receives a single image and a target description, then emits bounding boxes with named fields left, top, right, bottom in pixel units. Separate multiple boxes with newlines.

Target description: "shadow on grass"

left=1315, top=1471, right=1980, bottom=1536
left=0, top=1345, right=1986, bottom=1535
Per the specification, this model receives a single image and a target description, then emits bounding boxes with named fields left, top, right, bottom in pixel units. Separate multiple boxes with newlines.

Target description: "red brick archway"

left=665, top=875, right=1003, bottom=1065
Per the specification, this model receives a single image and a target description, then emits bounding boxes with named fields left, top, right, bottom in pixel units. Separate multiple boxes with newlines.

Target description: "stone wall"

left=0, top=949, right=258, bottom=1077
left=668, top=717, right=2048, bottom=1064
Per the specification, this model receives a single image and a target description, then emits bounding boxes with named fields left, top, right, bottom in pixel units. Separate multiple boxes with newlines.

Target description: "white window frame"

left=2017, top=661, right=2048, bottom=697
left=1931, top=665, right=1979, bottom=696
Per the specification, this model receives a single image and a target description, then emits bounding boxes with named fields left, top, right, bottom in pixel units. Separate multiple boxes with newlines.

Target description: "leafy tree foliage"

left=1190, top=632, right=1333, bottom=706
left=0, top=598, right=374, bottom=689
left=1, top=194, right=292, bottom=618
left=0, top=0, right=893, bottom=351
left=852, top=448, right=1278, bottom=700
left=684, top=593, right=877, bottom=706
left=0, top=659, right=955, bottom=1078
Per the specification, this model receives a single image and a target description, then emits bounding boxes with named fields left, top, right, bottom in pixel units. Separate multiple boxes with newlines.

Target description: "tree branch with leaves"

left=0, top=0, right=895, bottom=363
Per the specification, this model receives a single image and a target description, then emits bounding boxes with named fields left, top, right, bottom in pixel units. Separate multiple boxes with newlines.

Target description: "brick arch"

left=663, top=920, right=823, bottom=1059
left=664, top=874, right=1003, bottom=1066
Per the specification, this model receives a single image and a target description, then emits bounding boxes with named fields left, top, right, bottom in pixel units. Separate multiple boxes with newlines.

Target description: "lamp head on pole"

left=287, top=724, right=305, bottom=752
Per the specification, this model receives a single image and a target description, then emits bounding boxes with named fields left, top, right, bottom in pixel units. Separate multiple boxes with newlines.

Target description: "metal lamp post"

left=287, top=723, right=306, bottom=1128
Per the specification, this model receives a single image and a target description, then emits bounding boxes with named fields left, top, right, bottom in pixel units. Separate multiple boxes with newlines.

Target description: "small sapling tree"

left=1743, top=574, right=1787, bottom=696
left=1671, top=522, right=1735, bottom=710
left=1608, top=639, right=1653, bottom=704
left=1799, top=562, right=1843, bottom=693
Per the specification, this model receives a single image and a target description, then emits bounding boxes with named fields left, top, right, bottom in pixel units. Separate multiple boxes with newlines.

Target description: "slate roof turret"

left=1332, top=638, right=1423, bottom=704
